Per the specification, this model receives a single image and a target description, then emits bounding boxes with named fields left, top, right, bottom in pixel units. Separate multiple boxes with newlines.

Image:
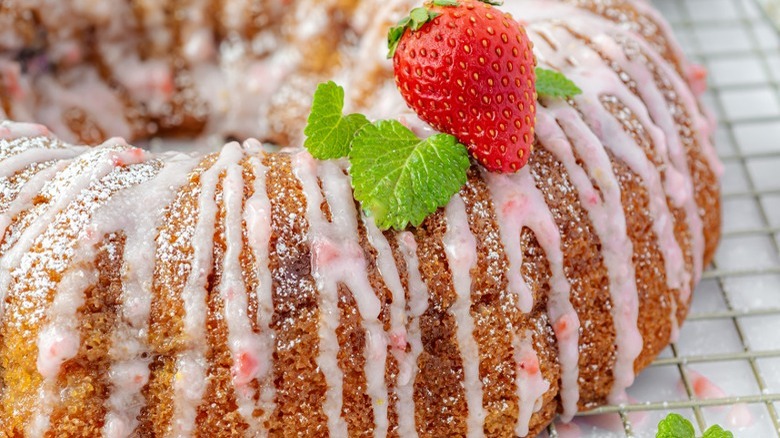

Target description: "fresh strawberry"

left=389, top=0, right=537, bottom=173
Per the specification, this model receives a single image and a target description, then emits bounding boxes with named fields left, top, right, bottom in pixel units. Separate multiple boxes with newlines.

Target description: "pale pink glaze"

left=443, top=196, right=488, bottom=436
left=727, top=403, right=754, bottom=429
left=690, top=370, right=727, bottom=400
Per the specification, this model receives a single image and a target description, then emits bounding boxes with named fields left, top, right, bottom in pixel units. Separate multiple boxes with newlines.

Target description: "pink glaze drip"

left=291, top=152, right=387, bottom=436
left=514, top=331, right=551, bottom=436
left=241, top=142, right=277, bottom=434
left=537, top=106, right=643, bottom=404
left=486, top=169, right=581, bottom=422
left=395, top=230, right=429, bottom=437
left=443, top=195, right=487, bottom=437
left=169, top=142, right=245, bottom=436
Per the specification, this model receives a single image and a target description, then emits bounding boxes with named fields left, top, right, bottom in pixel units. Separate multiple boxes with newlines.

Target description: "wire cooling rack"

left=539, top=0, right=780, bottom=436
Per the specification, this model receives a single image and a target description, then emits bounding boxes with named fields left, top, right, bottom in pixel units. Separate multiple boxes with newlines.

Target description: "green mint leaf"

left=349, top=120, right=470, bottom=230
left=433, top=0, right=460, bottom=6
left=345, top=113, right=370, bottom=137
left=387, top=7, right=440, bottom=58
left=478, top=0, right=504, bottom=5
left=536, top=67, right=583, bottom=99
left=702, top=425, right=734, bottom=438
left=656, top=413, right=696, bottom=438
left=304, top=81, right=369, bottom=160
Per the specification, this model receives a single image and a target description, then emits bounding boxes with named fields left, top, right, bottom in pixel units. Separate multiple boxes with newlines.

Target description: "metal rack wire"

left=544, top=0, right=780, bottom=435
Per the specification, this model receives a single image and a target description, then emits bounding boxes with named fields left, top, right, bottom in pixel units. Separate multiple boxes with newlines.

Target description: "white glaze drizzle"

left=318, top=161, right=389, bottom=438
left=442, top=195, right=486, bottom=437
left=519, top=1, right=712, bottom=402
left=0, top=121, right=51, bottom=141
left=609, top=28, right=711, bottom=286
left=0, top=146, right=81, bottom=179
left=29, top=265, right=98, bottom=438
left=395, top=230, right=428, bottom=437
left=0, top=143, right=127, bottom=330
left=219, top=160, right=267, bottom=432
left=514, top=330, right=551, bottom=437
left=362, top=215, right=411, bottom=435
left=537, top=103, right=643, bottom=404
left=2, top=145, right=159, bottom=436
left=532, top=14, right=707, bottom=341
left=0, top=163, right=66, bottom=240
left=97, top=153, right=198, bottom=438
left=241, top=140, right=277, bottom=434
left=291, top=152, right=385, bottom=436
left=170, top=142, right=244, bottom=436
left=485, top=169, right=581, bottom=423
left=557, top=19, right=702, bottom=297
left=292, top=152, right=347, bottom=437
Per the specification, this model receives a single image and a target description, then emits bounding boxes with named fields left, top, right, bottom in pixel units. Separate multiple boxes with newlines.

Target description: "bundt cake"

left=0, top=0, right=722, bottom=436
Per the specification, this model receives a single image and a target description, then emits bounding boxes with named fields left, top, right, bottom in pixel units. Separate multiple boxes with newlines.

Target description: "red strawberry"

left=389, top=0, right=537, bottom=173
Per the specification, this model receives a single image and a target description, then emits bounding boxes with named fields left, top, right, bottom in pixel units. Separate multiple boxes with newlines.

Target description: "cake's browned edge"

left=412, top=212, right=470, bottom=437
left=263, top=153, right=329, bottom=435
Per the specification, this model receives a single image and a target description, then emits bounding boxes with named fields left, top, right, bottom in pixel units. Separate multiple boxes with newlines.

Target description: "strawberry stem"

left=387, top=6, right=441, bottom=58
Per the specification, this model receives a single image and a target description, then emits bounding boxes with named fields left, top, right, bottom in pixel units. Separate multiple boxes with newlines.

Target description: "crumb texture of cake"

left=0, top=0, right=721, bottom=436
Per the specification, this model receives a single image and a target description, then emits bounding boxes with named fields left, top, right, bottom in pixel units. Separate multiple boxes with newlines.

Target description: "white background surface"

left=540, top=0, right=780, bottom=436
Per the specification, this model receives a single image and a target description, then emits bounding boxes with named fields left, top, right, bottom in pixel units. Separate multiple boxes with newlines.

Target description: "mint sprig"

left=303, top=82, right=469, bottom=230
left=656, top=413, right=734, bottom=438
left=536, top=67, right=583, bottom=99
left=702, top=425, right=735, bottom=438
left=349, top=121, right=469, bottom=230
left=657, top=413, right=696, bottom=438
left=303, top=81, right=369, bottom=159
left=303, top=81, right=362, bottom=159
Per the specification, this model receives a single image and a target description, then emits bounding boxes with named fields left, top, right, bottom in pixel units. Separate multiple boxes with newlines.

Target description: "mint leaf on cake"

left=536, top=67, right=583, bottom=99
left=304, top=81, right=369, bottom=160
left=349, top=120, right=469, bottom=230
left=305, top=0, right=585, bottom=230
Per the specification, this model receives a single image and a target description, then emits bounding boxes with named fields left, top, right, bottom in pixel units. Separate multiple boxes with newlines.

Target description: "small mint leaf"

left=536, top=67, right=583, bottom=99
left=478, top=0, right=504, bottom=5
left=433, top=0, right=459, bottom=6
left=656, top=413, right=696, bottom=438
left=304, top=82, right=368, bottom=160
left=702, top=425, right=734, bottom=438
left=349, top=120, right=469, bottom=230
left=345, top=113, right=370, bottom=137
